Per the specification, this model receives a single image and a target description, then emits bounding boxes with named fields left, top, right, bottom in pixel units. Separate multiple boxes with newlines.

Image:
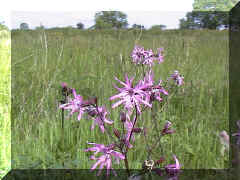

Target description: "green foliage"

left=179, top=11, right=229, bottom=29
left=193, top=0, right=238, bottom=11
left=94, top=11, right=128, bottom=29
left=0, top=22, right=8, bottom=31
left=0, top=31, right=11, bottom=179
left=9, top=29, right=228, bottom=171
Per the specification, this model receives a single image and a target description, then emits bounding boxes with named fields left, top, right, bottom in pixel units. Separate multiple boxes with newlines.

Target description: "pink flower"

left=85, top=143, right=125, bottom=176
left=109, top=74, right=152, bottom=114
left=142, top=49, right=155, bottom=66
left=219, top=130, right=229, bottom=156
left=170, top=71, right=184, bottom=86
left=59, top=89, right=85, bottom=120
left=131, top=45, right=164, bottom=66
left=91, top=106, right=113, bottom=133
left=156, top=48, right=164, bottom=64
left=165, top=155, right=181, bottom=175
left=161, top=121, right=175, bottom=136
left=131, top=45, right=145, bottom=64
left=141, top=71, right=168, bottom=104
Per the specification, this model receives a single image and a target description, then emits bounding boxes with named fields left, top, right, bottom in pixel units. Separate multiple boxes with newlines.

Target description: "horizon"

left=10, top=11, right=191, bottom=30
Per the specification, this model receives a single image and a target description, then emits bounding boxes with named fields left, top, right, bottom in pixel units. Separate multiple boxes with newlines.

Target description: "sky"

left=0, top=0, right=194, bottom=29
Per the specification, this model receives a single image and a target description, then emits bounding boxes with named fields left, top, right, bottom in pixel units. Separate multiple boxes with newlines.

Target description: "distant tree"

left=150, top=24, right=167, bottom=30
left=20, top=22, right=29, bottom=30
left=0, top=21, right=8, bottom=30
left=35, top=23, right=45, bottom=30
left=94, top=11, right=128, bottom=29
left=132, top=24, right=145, bottom=29
left=76, top=22, right=84, bottom=29
left=193, top=0, right=238, bottom=11
left=179, top=11, right=229, bottom=30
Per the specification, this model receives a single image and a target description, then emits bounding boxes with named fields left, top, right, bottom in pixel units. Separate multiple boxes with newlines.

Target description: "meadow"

left=0, top=30, right=11, bottom=179
left=9, top=28, right=229, bottom=173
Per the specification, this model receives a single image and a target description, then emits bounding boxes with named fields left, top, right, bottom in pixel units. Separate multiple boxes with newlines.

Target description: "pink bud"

left=133, top=128, right=142, bottom=133
left=120, top=112, right=126, bottom=122
left=113, top=128, right=121, bottom=139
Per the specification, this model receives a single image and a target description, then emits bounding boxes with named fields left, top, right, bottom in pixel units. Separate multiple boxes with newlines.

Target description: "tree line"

left=10, top=0, right=240, bottom=31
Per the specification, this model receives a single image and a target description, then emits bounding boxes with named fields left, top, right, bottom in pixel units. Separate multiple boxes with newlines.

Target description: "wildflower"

left=131, top=45, right=145, bottom=64
left=141, top=70, right=154, bottom=87
left=110, top=74, right=152, bottom=114
left=149, top=80, right=168, bottom=103
left=170, top=71, right=184, bottom=86
left=59, top=88, right=85, bottom=120
left=131, top=45, right=164, bottom=66
left=161, top=121, right=175, bottom=136
left=60, top=82, right=73, bottom=98
left=85, top=143, right=125, bottom=176
left=156, top=48, right=164, bottom=64
left=142, top=49, right=155, bottom=66
left=232, top=120, right=240, bottom=147
left=155, top=157, right=165, bottom=165
left=120, top=111, right=127, bottom=122
left=91, top=106, right=113, bottom=133
left=165, top=155, right=181, bottom=175
left=219, top=130, right=229, bottom=156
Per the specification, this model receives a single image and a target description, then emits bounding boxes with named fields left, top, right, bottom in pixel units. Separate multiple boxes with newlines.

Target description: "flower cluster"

left=131, top=45, right=164, bottom=66
left=59, top=45, right=184, bottom=178
left=110, top=70, right=169, bottom=115
left=59, top=89, right=113, bottom=133
left=109, top=74, right=152, bottom=115
left=85, top=143, right=125, bottom=176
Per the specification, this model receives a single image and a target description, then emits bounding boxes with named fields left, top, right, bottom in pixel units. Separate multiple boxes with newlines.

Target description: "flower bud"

left=120, top=112, right=126, bottom=122
left=143, top=127, right=147, bottom=136
left=133, top=128, right=142, bottom=133
left=113, top=128, right=121, bottom=139
left=161, top=121, right=175, bottom=136
left=61, top=82, right=72, bottom=96
left=155, top=157, right=165, bottom=165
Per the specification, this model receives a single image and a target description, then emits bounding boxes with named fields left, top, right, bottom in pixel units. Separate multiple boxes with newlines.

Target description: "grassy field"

left=0, top=30, right=11, bottom=179
left=9, top=28, right=228, bottom=172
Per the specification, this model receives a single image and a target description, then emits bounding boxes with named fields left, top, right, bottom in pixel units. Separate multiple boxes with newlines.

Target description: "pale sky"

left=0, top=0, right=194, bottom=29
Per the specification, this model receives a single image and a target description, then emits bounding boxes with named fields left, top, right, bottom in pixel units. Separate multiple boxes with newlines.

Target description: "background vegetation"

left=0, top=29, right=11, bottom=179
left=10, top=28, right=229, bottom=171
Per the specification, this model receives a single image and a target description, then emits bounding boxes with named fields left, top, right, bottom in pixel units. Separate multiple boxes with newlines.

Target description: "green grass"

left=0, top=30, right=11, bottom=179
left=10, top=28, right=228, bottom=171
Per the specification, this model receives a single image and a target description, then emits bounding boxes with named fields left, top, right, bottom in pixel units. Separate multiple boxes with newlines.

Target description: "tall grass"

left=11, top=28, right=228, bottom=170
left=0, top=30, right=11, bottom=179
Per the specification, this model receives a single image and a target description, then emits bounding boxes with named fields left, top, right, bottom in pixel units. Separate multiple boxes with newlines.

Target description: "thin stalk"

left=122, top=104, right=138, bottom=177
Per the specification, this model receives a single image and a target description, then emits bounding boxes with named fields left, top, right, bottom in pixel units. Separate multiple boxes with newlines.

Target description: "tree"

left=35, top=23, right=45, bottom=30
left=150, top=24, right=167, bottom=30
left=94, top=11, right=128, bottom=29
left=193, top=0, right=238, bottom=11
left=132, top=24, right=145, bottom=29
left=20, top=22, right=29, bottom=30
left=0, top=21, right=8, bottom=30
left=179, top=11, right=229, bottom=30
left=76, top=22, right=84, bottom=29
